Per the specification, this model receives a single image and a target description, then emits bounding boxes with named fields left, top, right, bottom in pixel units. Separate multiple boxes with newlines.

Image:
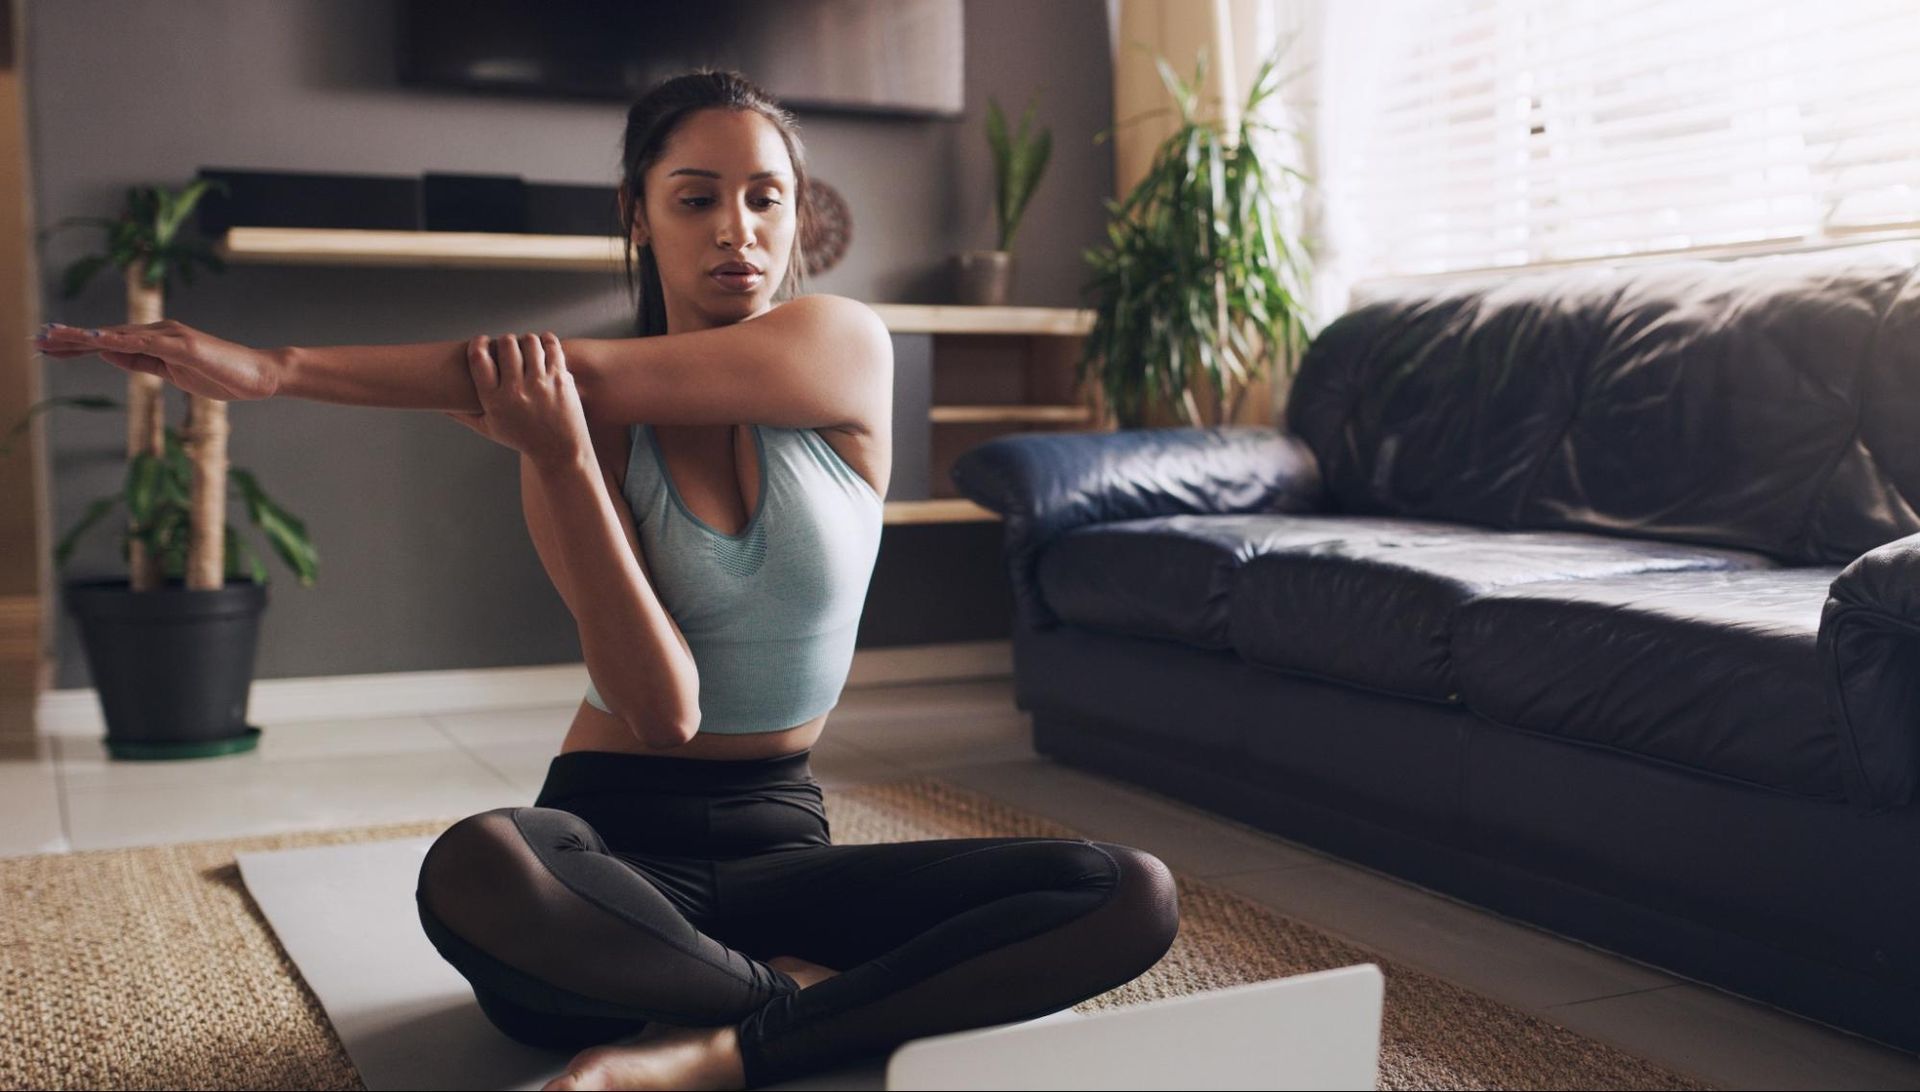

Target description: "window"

left=1350, top=0, right=1920, bottom=279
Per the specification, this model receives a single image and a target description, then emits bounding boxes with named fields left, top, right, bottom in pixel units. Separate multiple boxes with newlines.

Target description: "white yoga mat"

left=236, top=837, right=894, bottom=1091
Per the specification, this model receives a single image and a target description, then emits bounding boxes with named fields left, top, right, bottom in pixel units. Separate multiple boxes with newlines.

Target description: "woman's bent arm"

left=526, top=452, right=700, bottom=747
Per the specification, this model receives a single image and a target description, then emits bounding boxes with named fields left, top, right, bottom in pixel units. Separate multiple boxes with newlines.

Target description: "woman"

left=37, top=70, right=1179, bottom=1091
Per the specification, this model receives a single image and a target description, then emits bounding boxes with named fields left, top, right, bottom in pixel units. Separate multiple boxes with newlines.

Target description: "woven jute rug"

left=0, top=775, right=1711, bottom=1091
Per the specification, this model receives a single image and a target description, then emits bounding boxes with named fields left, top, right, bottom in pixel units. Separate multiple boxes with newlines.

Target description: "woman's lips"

left=711, top=270, right=763, bottom=292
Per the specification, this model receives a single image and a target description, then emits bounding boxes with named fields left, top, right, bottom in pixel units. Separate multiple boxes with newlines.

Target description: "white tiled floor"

left=7, top=676, right=1918, bottom=1089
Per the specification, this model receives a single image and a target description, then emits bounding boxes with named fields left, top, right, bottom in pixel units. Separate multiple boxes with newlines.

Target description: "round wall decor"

left=801, top=177, right=852, bottom=277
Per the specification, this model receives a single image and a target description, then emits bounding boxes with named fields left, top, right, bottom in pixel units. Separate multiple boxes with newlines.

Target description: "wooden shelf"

left=883, top=499, right=998, bottom=525
left=868, top=304, right=1093, bottom=336
left=215, top=227, right=625, bottom=272
left=929, top=403, right=1094, bottom=425
left=213, top=228, right=1092, bottom=334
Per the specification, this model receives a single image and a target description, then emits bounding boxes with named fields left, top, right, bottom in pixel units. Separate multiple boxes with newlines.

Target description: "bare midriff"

left=559, top=700, right=828, bottom=759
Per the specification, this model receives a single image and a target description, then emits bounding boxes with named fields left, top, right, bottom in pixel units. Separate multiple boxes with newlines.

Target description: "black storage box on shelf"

left=422, top=171, right=526, bottom=233
left=194, top=167, right=422, bottom=235
left=194, top=167, right=621, bottom=239
left=524, top=181, right=622, bottom=236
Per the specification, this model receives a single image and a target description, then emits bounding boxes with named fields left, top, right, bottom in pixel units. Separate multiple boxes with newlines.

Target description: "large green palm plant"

left=1080, top=36, right=1317, bottom=428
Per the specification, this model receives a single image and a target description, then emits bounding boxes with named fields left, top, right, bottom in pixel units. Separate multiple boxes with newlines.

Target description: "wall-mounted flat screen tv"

left=397, top=0, right=965, bottom=119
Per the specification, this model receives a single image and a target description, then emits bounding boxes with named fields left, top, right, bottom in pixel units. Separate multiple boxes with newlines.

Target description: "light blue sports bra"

left=584, top=422, right=885, bottom=733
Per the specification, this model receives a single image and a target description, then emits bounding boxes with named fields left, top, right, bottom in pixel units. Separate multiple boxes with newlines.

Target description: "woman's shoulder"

left=766, top=293, right=888, bottom=340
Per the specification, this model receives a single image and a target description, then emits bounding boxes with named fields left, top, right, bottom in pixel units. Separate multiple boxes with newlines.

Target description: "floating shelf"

left=929, top=404, right=1094, bottom=424
left=213, top=228, right=1096, bottom=335
left=214, top=227, right=624, bottom=272
left=882, top=499, right=998, bottom=525
left=868, top=304, right=1093, bottom=336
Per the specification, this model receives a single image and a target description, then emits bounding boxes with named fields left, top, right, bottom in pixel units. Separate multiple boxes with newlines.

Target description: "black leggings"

left=414, top=748, right=1180, bottom=1087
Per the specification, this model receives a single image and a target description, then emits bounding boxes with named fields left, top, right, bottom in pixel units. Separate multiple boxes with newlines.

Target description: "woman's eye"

left=679, top=197, right=781, bottom=209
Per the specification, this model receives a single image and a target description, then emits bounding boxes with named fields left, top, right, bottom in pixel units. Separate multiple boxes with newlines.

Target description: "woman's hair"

left=617, top=68, right=813, bottom=337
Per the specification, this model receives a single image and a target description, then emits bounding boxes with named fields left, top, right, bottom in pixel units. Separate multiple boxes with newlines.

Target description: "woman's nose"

left=720, top=202, right=756, bottom=245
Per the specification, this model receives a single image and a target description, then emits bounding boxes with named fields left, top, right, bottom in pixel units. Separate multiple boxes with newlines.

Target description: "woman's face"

left=632, top=108, right=797, bottom=332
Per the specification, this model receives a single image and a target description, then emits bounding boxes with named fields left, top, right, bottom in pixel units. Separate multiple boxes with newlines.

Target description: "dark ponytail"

left=616, top=68, right=813, bottom=337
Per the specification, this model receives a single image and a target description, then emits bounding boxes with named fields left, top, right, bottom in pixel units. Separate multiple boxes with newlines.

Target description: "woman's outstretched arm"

left=44, top=292, right=892, bottom=430
left=275, top=338, right=484, bottom=413
left=274, top=293, right=891, bottom=427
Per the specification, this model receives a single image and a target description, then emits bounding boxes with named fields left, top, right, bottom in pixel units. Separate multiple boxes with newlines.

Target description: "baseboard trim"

left=34, top=640, right=1012, bottom=736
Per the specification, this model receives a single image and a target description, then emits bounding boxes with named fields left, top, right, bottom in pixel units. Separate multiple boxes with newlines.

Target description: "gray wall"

left=29, top=0, right=1115, bottom=690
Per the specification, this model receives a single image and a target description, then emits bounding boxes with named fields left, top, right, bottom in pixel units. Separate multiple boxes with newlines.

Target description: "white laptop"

left=885, top=963, right=1384, bottom=1091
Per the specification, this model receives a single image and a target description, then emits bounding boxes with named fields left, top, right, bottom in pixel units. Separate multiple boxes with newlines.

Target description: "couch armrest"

left=1820, top=532, right=1920, bottom=810
left=949, top=425, right=1325, bottom=629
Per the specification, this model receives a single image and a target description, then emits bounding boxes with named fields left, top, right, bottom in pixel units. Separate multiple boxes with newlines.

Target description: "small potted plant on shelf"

left=954, top=92, right=1052, bottom=306
left=1079, top=38, right=1318, bottom=428
left=5, top=178, right=319, bottom=759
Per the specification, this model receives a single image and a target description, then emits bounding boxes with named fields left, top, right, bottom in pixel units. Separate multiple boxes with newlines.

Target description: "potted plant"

left=6, top=179, right=319, bottom=759
left=1079, top=39, right=1317, bottom=428
left=954, top=92, right=1052, bottom=305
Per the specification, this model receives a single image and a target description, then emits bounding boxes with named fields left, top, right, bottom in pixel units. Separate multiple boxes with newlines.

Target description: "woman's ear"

left=620, top=189, right=650, bottom=249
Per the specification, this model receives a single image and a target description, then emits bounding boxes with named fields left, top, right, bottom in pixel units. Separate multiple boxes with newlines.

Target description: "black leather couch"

left=949, top=241, right=1920, bottom=1051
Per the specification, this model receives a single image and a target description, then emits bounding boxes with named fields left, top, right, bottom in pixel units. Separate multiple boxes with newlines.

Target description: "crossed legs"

left=417, top=804, right=1179, bottom=1089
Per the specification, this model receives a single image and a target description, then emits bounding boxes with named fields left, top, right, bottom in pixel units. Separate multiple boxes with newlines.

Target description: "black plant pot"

left=62, top=577, right=269, bottom=760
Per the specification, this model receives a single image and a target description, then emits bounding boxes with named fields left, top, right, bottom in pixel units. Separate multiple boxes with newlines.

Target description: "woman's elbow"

left=624, top=705, right=699, bottom=749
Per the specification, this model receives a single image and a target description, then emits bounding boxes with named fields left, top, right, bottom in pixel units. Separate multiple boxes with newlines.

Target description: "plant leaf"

left=986, top=97, right=1010, bottom=244
left=125, top=453, right=163, bottom=526
left=0, top=394, right=123, bottom=460
left=54, top=495, right=121, bottom=569
left=231, top=468, right=319, bottom=586
left=225, top=523, right=267, bottom=584
left=58, top=254, right=110, bottom=300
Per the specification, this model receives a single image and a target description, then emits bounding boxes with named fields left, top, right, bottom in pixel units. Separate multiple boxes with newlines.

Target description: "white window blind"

left=1349, top=0, right=1920, bottom=279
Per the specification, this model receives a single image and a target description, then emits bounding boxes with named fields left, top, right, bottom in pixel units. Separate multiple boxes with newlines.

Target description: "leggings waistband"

left=536, top=748, right=815, bottom=803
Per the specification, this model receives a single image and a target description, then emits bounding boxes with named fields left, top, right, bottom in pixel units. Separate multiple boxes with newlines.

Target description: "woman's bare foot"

left=767, top=954, right=841, bottom=989
left=538, top=958, right=840, bottom=1090
left=542, top=1023, right=745, bottom=1092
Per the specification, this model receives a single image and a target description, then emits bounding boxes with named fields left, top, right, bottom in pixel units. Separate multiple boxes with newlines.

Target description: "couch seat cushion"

left=1228, top=526, right=1776, bottom=700
left=1036, top=514, right=1457, bottom=649
left=1450, top=569, right=1843, bottom=799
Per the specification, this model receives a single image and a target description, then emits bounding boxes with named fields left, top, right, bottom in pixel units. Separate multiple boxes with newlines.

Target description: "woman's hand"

left=449, top=332, right=592, bottom=469
left=33, top=320, right=282, bottom=402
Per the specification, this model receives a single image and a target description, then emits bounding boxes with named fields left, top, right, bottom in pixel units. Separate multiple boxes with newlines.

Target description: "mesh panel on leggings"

left=416, top=807, right=797, bottom=1027
left=733, top=842, right=1181, bottom=1087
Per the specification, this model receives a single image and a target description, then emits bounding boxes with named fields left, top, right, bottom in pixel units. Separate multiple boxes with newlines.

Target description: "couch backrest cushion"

left=1285, top=241, right=1920, bottom=564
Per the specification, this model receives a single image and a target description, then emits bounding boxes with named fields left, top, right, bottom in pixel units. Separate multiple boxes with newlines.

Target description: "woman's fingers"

left=466, top=335, right=496, bottom=391
left=520, top=332, right=546, bottom=379
left=98, top=349, right=167, bottom=379
left=45, top=324, right=161, bottom=357
left=497, top=332, right=523, bottom=389
left=32, top=329, right=98, bottom=357
left=36, top=323, right=100, bottom=343
left=46, top=321, right=163, bottom=340
left=40, top=325, right=172, bottom=379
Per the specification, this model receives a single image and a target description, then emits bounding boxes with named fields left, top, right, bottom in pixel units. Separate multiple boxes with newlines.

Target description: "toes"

left=542, top=1067, right=595, bottom=1092
left=544, top=1048, right=606, bottom=1091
